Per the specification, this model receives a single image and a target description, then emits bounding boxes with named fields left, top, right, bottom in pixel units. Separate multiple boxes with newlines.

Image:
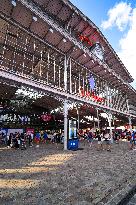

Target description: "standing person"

left=30, top=132, right=34, bottom=146
left=54, top=132, right=60, bottom=148
left=104, top=132, right=111, bottom=151
left=20, top=133, right=26, bottom=150
left=14, top=133, right=19, bottom=149
left=87, top=131, right=93, bottom=147
left=1, top=132, right=6, bottom=145
left=50, top=132, right=54, bottom=143
left=52, top=131, right=57, bottom=144
left=7, top=134, right=12, bottom=148
left=60, top=132, right=64, bottom=144
left=134, top=132, right=136, bottom=150
left=83, top=132, right=88, bottom=146
left=35, top=132, right=40, bottom=148
left=17, top=134, right=21, bottom=149
left=28, top=134, right=32, bottom=147
left=114, top=131, right=119, bottom=144
left=97, top=131, right=103, bottom=151
left=43, top=131, right=48, bottom=144
left=10, top=133, right=14, bottom=148
left=130, top=131, right=136, bottom=150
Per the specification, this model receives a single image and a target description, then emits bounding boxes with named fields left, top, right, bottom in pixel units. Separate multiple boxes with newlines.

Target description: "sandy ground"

left=0, top=140, right=136, bottom=205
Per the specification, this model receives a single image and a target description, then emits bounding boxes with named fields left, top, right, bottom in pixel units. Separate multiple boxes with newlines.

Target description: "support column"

left=64, top=99, right=68, bottom=150
left=127, top=99, right=132, bottom=133
left=64, top=55, right=68, bottom=150
left=106, top=83, right=110, bottom=107
left=64, top=55, right=67, bottom=91
left=129, top=116, right=132, bottom=133
left=70, top=58, right=72, bottom=93
left=108, top=113, right=113, bottom=142
left=77, top=108, right=80, bottom=131
left=97, top=109, right=100, bottom=130
left=93, top=116, right=96, bottom=131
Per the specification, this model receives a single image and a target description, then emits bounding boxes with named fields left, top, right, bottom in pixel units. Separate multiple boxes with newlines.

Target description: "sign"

left=89, top=74, right=95, bottom=90
left=7, top=129, right=23, bottom=135
left=80, top=89, right=105, bottom=103
left=76, top=30, right=104, bottom=60
left=78, top=33, right=96, bottom=47
left=89, top=42, right=104, bottom=60
left=26, top=128, right=34, bottom=135
left=0, top=128, right=8, bottom=135
left=41, top=114, right=52, bottom=122
left=69, top=120, right=77, bottom=139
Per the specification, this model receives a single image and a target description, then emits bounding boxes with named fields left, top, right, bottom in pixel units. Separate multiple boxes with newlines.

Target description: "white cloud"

left=118, top=7, right=136, bottom=89
left=101, top=2, right=132, bottom=31
left=101, top=2, right=136, bottom=89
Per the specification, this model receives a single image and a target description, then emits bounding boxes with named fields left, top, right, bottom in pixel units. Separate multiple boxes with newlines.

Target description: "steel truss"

left=18, top=0, right=133, bottom=88
left=0, top=14, right=136, bottom=119
left=1, top=67, right=136, bottom=119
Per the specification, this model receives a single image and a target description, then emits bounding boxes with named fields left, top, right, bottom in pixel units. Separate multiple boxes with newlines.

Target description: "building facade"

left=0, top=0, right=136, bottom=149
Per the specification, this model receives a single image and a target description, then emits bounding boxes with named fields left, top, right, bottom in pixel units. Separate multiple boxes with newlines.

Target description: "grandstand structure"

left=0, top=0, right=136, bottom=149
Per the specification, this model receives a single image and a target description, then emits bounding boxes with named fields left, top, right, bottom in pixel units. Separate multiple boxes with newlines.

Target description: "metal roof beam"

left=17, top=0, right=133, bottom=88
left=1, top=67, right=136, bottom=118
left=0, top=13, right=64, bottom=56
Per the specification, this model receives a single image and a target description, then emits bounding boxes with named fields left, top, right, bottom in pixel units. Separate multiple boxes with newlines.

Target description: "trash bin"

left=68, top=138, right=79, bottom=150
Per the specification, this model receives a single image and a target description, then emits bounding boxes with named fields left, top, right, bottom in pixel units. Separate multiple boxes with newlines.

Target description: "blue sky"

left=70, top=0, right=136, bottom=89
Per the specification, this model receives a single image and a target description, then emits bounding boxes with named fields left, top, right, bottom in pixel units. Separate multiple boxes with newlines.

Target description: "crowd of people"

left=79, top=129, right=136, bottom=151
left=0, top=131, right=64, bottom=149
left=0, top=129, right=136, bottom=151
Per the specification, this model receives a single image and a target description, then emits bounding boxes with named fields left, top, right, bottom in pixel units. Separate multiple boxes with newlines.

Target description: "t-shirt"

left=30, top=133, right=34, bottom=139
left=104, top=133, right=109, bottom=141
left=97, top=134, right=101, bottom=141
left=88, top=132, right=93, bottom=139
left=131, top=133, right=135, bottom=141
left=43, top=133, right=48, bottom=139
left=36, top=133, right=40, bottom=139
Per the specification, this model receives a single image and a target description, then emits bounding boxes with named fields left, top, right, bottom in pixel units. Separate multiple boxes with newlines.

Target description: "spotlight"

left=33, top=16, right=37, bottom=22
left=49, top=28, right=53, bottom=33
left=11, top=0, right=16, bottom=6
left=63, top=38, right=66, bottom=43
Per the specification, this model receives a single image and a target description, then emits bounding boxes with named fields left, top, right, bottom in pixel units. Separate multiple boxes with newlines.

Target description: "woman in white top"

left=104, top=132, right=111, bottom=151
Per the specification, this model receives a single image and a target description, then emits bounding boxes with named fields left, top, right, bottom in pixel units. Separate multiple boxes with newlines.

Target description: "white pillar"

left=108, top=113, right=113, bottom=141
left=129, top=116, right=132, bottom=133
left=127, top=99, right=132, bottom=133
left=64, top=55, right=68, bottom=150
left=93, top=116, right=95, bottom=131
left=70, top=58, right=72, bottom=93
left=64, top=55, right=67, bottom=91
left=64, top=99, right=68, bottom=150
left=97, top=109, right=100, bottom=130
left=77, top=108, right=80, bottom=130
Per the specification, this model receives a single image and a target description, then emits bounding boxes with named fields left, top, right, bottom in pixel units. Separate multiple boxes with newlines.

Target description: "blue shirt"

left=131, top=133, right=135, bottom=140
left=43, top=133, right=48, bottom=139
left=36, top=133, right=40, bottom=138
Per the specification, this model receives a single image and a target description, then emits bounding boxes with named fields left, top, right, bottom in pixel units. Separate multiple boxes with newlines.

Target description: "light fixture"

left=49, top=28, right=53, bottom=33
left=11, top=0, right=16, bottom=6
left=32, top=16, right=37, bottom=22
left=63, top=38, right=66, bottom=43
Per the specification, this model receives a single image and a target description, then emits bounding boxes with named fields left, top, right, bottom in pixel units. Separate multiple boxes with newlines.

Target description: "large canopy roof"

left=0, top=0, right=136, bottom=110
left=13, top=0, right=133, bottom=82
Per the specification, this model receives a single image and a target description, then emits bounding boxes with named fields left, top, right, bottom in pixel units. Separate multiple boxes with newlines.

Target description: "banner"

left=0, top=128, right=8, bottom=135
left=26, top=128, right=34, bottom=135
left=41, top=114, right=52, bottom=122
left=7, top=129, right=23, bottom=135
